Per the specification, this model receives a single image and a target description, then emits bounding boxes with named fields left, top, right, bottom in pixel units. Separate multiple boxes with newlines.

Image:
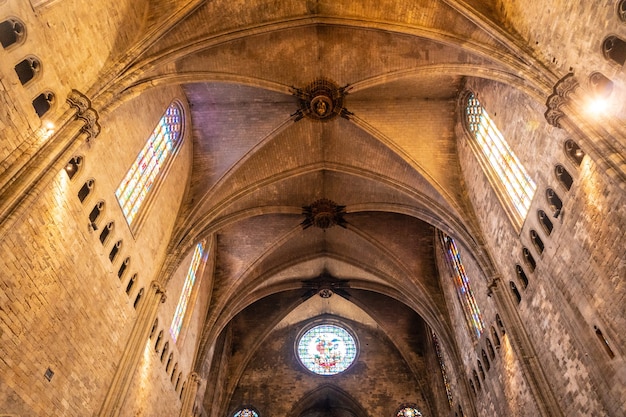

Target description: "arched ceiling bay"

left=122, top=2, right=533, bottom=415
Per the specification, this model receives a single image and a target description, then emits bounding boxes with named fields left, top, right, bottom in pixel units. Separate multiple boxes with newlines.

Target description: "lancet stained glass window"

left=170, top=242, right=207, bottom=342
left=442, top=234, right=485, bottom=338
left=396, top=406, right=423, bottom=417
left=432, top=331, right=453, bottom=407
left=234, top=409, right=259, bottom=417
left=465, top=93, right=536, bottom=225
left=297, top=324, right=357, bottom=375
left=116, top=102, right=183, bottom=226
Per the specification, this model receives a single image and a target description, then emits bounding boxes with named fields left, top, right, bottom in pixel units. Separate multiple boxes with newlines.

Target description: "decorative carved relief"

left=67, top=89, right=101, bottom=139
left=544, top=73, right=579, bottom=128
left=291, top=79, right=352, bottom=122
left=300, top=198, right=347, bottom=229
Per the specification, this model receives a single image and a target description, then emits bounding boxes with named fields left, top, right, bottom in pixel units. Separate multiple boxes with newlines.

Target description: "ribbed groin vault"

left=0, top=1, right=625, bottom=417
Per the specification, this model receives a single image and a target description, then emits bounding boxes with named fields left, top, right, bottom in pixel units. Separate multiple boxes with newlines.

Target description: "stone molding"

left=544, top=73, right=580, bottom=128
left=67, top=89, right=101, bottom=139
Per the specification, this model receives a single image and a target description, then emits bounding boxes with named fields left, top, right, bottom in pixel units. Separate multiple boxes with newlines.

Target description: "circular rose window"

left=296, top=323, right=357, bottom=375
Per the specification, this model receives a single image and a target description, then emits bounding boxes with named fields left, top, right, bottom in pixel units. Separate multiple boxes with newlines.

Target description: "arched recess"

left=289, top=385, right=369, bottom=417
left=209, top=287, right=450, bottom=417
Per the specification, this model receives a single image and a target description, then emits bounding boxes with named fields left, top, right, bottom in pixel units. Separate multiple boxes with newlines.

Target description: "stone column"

left=0, top=89, right=101, bottom=239
left=179, top=372, right=201, bottom=417
left=487, top=277, right=564, bottom=417
left=98, top=281, right=166, bottom=417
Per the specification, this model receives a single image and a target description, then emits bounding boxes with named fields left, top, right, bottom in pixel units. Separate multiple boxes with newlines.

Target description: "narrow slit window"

left=115, top=102, right=183, bottom=228
left=432, top=331, right=453, bottom=407
left=441, top=234, right=485, bottom=338
left=170, top=242, right=208, bottom=342
left=465, top=93, right=536, bottom=227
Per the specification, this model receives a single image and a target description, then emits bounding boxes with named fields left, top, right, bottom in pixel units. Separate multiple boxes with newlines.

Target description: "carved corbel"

left=67, top=89, right=101, bottom=140
left=544, top=73, right=580, bottom=128
left=151, top=280, right=167, bottom=303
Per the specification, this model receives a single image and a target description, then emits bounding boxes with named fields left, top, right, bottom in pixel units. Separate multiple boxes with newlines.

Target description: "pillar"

left=98, top=281, right=167, bottom=417
left=0, top=89, right=100, bottom=239
left=179, top=372, right=202, bottom=417
left=487, top=277, right=564, bottom=417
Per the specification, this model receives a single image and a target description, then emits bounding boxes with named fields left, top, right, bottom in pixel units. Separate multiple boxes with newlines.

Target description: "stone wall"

left=0, top=84, right=191, bottom=415
left=458, top=77, right=626, bottom=416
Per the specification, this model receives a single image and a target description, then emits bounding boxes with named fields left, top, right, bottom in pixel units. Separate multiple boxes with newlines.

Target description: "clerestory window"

left=170, top=241, right=207, bottom=343
left=465, top=93, right=537, bottom=229
left=115, top=102, right=183, bottom=230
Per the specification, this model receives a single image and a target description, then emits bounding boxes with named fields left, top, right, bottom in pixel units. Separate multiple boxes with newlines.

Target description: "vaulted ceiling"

left=109, top=1, right=554, bottom=415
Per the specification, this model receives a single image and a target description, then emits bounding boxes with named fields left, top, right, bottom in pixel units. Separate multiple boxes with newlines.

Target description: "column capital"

left=544, top=73, right=580, bottom=128
left=151, top=281, right=167, bottom=303
left=67, top=89, right=101, bottom=140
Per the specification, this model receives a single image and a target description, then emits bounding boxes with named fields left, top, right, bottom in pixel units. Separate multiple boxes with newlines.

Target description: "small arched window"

left=150, top=319, right=158, bottom=339
left=234, top=408, right=260, bottom=417
left=530, top=230, right=544, bottom=254
left=117, top=257, right=130, bottom=279
left=171, top=363, right=178, bottom=381
left=166, top=353, right=173, bottom=372
left=89, top=200, right=105, bottom=225
left=155, top=330, right=163, bottom=351
left=180, top=381, right=186, bottom=399
left=126, top=274, right=137, bottom=295
left=175, top=373, right=182, bottom=390
left=0, top=18, right=25, bottom=49
left=522, top=247, right=536, bottom=272
left=161, top=342, right=169, bottom=362
left=109, top=240, right=122, bottom=262
left=133, top=288, right=144, bottom=309
left=491, top=326, right=501, bottom=348
left=469, top=378, right=476, bottom=396
left=619, top=0, right=626, bottom=21
left=14, top=56, right=41, bottom=85
left=116, top=102, right=184, bottom=229
left=510, top=281, right=522, bottom=304
left=77, top=179, right=94, bottom=203
left=538, top=210, right=553, bottom=236
left=32, top=91, right=55, bottom=117
left=515, top=264, right=529, bottom=289
left=473, top=370, right=481, bottom=391
left=396, top=405, right=423, bottom=417
left=546, top=188, right=563, bottom=218
left=64, top=156, right=83, bottom=180
left=477, top=360, right=485, bottom=380
left=486, top=338, right=496, bottom=359
left=496, top=314, right=506, bottom=335
left=482, top=350, right=490, bottom=371
left=555, top=164, right=573, bottom=191
left=99, top=221, right=114, bottom=244
left=564, top=140, right=584, bottom=166
left=589, top=72, right=614, bottom=99
left=594, top=326, right=615, bottom=359
left=602, top=35, right=626, bottom=66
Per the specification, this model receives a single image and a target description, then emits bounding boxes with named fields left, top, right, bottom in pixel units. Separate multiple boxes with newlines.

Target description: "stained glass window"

left=442, top=234, right=485, bottom=338
left=234, top=409, right=259, bottom=417
left=115, top=102, right=183, bottom=226
left=297, top=324, right=357, bottom=375
left=170, top=242, right=207, bottom=342
left=465, top=93, right=536, bottom=226
left=432, top=331, right=453, bottom=407
left=396, top=406, right=423, bottom=417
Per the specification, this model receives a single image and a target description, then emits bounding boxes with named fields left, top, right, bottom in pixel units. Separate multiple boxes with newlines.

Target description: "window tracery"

left=465, top=93, right=536, bottom=228
left=115, top=102, right=183, bottom=228
left=170, top=241, right=207, bottom=342
left=441, top=234, right=485, bottom=338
